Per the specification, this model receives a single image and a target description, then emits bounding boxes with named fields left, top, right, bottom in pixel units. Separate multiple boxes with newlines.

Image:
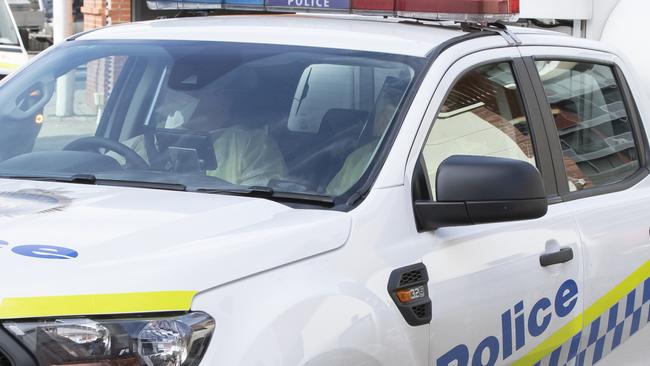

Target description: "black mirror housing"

left=415, top=155, right=548, bottom=231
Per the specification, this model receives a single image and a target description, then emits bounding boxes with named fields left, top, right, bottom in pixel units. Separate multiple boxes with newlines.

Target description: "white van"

left=0, top=0, right=27, bottom=80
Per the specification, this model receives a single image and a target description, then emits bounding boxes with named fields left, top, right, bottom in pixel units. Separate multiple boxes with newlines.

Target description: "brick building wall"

left=81, top=0, right=106, bottom=30
left=81, top=0, right=132, bottom=30
left=81, top=0, right=131, bottom=113
left=106, top=0, right=133, bottom=25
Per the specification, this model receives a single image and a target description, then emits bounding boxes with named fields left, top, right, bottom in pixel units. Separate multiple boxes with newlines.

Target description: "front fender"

left=191, top=252, right=428, bottom=366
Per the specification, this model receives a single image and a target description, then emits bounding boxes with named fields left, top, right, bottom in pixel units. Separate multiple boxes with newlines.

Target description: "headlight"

left=3, top=312, right=214, bottom=366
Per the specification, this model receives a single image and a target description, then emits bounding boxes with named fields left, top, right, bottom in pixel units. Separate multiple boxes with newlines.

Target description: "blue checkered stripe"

left=533, top=277, right=650, bottom=366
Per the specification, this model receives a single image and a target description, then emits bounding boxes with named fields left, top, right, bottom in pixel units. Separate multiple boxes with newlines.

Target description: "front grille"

left=0, top=350, right=12, bottom=366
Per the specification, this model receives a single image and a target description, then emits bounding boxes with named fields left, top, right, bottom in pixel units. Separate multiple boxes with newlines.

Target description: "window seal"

left=528, top=57, right=650, bottom=202
left=512, top=57, right=559, bottom=197
left=522, top=57, right=568, bottom=200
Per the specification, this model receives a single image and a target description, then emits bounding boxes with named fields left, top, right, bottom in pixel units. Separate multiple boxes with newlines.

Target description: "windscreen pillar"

left=53, top=0, right=74, bottom=117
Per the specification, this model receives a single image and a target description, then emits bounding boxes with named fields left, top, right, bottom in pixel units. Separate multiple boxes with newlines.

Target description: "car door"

left=523, top=46, right=650, bottom=366
left=408, top=48, right=586, bottom=366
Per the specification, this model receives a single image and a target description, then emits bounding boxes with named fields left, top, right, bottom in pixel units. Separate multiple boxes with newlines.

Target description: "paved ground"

left=36, top=65, right=99, bottom=150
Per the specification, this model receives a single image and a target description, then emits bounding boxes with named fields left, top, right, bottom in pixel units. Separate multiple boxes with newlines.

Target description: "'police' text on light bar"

left=267, top=0, right=350, bottom=8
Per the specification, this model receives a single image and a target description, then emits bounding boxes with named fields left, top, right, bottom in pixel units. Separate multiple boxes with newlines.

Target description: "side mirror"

left=414, top=155, right=548, bottom=231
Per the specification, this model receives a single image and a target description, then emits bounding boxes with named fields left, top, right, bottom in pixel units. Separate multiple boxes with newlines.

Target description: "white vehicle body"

left=520, top=0, right=614, bottom=40
left=522, top=0, right=650, bottom=95
left=600, top=0, right=650, bottom=98
left=0, top=0, right=27, bottom=79
left=0, top=12, right=647, bottom=366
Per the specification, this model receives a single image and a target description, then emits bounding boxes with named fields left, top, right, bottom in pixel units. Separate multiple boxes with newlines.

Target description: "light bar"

left=147, top=0, right=223, bottom=10
left=397, top=0, right=519, bottom=22
left=266, top=0, right=351, bottom=12
left=352, top=0, right=394, bottom=14
left=224, top=0, right=264, bottom=9
left=146, top=0, right=519, bottom=22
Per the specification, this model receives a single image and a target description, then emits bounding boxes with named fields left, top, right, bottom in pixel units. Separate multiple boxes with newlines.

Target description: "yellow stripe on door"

left=514, top=260, right=650, bottom=365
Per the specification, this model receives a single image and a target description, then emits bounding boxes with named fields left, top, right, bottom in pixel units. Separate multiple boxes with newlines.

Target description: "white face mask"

left=157, top=88, right=200, bottom=129
left=164, top=110, right=187, bottom=129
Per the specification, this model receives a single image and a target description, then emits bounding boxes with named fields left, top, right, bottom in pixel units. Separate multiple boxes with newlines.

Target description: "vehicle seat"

left=551, top=101, right=594, bottom=190
left=290, top=108, right=368, bottom=190
left=323, top=77, right=410, bottom=195
left=357, top=76, right=409, bottom=146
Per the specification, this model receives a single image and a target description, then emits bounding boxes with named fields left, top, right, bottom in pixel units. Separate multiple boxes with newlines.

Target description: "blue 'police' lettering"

left=12, top=245, right=78, bottom=259
left=472, top=336, right=499, bottom=366
left=500, top=310, right=513, bottom=359
left=528, top=297, right=552, bottom=337
left=436, top=279, right=579, bottom=366
left=555, top=279, right=578, bottom=317
left=437, top=344, right=469, bottom=366
left=513, top=301, right=525, bottom=351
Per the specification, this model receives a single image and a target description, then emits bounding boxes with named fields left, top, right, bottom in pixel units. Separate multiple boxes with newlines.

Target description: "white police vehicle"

left=0, top=0, right=28, bottom=80
left=0, top=1, right=648, bottom=365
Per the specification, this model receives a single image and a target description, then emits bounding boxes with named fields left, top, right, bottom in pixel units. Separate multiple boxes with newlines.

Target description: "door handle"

left=540, top=247, right=574, bottom=267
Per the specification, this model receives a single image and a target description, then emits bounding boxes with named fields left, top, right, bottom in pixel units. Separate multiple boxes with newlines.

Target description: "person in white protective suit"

left=326, top=79, right=404, bottom=195
left=124, top=87, right=288, bottom=187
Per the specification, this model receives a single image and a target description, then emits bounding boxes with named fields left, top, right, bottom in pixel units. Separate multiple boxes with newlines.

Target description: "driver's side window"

left=35, top=56, right=125, bottom=151
left=421, top=62, right=537, bottom=199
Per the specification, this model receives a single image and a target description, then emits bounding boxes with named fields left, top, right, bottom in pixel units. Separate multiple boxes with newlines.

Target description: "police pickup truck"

left=0, top=1, right=647, bottom=365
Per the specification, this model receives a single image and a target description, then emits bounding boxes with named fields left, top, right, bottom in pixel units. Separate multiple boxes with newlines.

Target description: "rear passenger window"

left=535, top=61, right=639, bottom=191
left=421, top=62, right=537, bottom=199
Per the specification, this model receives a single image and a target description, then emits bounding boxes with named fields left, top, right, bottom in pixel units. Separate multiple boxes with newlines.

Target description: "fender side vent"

left=388, top=263, right=432, bottom=326
left=399, top=270, right=423, bottom=286
left=412, top=304, right=431, bottom=319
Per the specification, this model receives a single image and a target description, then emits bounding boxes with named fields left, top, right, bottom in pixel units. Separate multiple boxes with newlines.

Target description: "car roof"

left=71, top=14, right=485, bottom=57
left=77, top=14, right=581, bottom=58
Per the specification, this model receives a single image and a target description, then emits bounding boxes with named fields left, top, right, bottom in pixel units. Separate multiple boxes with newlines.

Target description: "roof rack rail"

left=459, top=21, right=521, bottom=45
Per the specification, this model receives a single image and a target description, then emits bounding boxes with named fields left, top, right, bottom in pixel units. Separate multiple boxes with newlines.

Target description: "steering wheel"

left=63, top=136, right=150, bottom=170
left=143, top=127, right=166, bottom=170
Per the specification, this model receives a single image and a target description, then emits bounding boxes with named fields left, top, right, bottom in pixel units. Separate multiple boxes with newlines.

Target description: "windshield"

left=0, top=0, right=19, bottom=46
left=0, top=40, right=423, bottom=204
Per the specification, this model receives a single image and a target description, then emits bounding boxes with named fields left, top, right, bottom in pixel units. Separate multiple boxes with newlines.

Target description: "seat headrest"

left=376, top=76, right=409, bottom=106
left=319, top=108, right=369, bottom=136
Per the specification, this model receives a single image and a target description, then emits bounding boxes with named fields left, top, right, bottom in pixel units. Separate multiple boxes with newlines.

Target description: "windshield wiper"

left=0, top=174, right=334, bottom=205
left=0, top=174, right=188, bottom=191
left=96, top=178, right=187, bottom=191
left=0, top=173, right=98, bottom=184
left=196, top=186, right=335, bottom=207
